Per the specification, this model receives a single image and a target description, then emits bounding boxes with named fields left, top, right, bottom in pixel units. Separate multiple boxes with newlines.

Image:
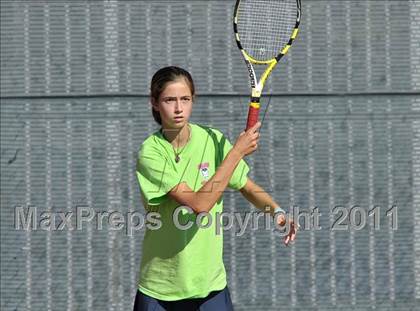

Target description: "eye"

left=163, top=97, right=176, bottom=104
left=181, top=97, right=192, bottom=103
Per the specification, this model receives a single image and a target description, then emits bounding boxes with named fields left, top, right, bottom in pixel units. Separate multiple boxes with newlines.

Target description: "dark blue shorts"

left=133, top=286, right=234, bottom=311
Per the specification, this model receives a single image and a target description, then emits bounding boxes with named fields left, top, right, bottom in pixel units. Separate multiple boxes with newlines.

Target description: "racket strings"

left=237, top=0, right=297, bottom=61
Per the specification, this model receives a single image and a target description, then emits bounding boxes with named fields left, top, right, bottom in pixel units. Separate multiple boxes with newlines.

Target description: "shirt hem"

left=138, top=280, right=227, bottom=301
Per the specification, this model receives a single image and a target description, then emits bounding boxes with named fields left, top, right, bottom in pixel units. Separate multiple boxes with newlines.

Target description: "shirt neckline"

left=157, top=123, right=195, bottom=156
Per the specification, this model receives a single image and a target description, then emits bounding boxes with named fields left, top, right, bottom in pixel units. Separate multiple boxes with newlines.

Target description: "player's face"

left=155, top=79, right=193, bottom=129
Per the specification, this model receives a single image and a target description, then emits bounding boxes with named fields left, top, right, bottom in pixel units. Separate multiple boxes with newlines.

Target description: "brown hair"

left=150, top=66, right=195, bottom=125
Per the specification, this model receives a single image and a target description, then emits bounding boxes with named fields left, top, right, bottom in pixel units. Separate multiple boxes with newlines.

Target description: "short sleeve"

left=221, top=135, right=250, bottom=190
left=136, top=145, right=182, bottom=206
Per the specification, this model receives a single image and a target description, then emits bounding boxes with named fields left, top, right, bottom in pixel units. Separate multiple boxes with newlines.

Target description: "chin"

left=173, top=120, right=189, bottom=127
left=164, top=120, right=188, bottom=129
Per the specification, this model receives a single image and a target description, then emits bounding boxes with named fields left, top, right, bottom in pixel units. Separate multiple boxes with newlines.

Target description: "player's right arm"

left=168, top=122, right=261, bottom=214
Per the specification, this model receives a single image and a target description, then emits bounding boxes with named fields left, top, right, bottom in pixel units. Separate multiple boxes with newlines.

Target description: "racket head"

left=233, top=0, right=301, bottom=63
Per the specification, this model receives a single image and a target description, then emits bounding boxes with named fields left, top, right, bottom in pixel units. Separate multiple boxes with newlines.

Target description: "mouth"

left=174, top=116, right=184, bottom=122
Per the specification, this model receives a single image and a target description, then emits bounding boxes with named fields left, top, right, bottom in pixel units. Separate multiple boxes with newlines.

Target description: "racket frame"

left=233, top=0, right=302, bottom=130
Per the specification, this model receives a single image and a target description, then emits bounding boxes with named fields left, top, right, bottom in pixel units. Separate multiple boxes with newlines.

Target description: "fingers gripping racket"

left=233, top=0, right=302, bottom=130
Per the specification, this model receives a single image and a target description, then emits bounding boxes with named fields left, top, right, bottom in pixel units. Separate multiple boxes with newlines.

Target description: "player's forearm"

left=193, top=148, right=242, bottom=213
left=241, top=181, right=280, bottom=217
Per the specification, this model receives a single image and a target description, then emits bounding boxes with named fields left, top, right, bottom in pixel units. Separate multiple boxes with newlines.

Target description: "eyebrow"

left=162, top=96, right=191, bottom=100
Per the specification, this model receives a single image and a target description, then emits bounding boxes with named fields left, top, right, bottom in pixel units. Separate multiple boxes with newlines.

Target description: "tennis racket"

left=233, top=0, right=302, bottom=130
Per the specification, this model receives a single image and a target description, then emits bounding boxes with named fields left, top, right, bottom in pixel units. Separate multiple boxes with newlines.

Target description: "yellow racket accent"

left=291, top=28, right=299, bottom=39
left=250, top=102, right=260, bottom=109
left=241, top=50, right=274, bottom=65
left=259, top=60, right=277, bottom=87
left=282, top=45, right=291, bottom=55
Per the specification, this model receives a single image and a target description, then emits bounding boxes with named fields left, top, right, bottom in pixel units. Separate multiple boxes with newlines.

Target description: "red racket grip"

left=245, top=103, right=260, bottom=131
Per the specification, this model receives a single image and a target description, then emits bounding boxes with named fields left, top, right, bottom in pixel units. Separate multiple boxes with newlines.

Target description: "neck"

left=161, top=123, right=190, bottom=148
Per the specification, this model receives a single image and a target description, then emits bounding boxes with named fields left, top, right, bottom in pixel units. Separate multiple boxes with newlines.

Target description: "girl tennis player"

left=134, top=66, right=298, bottom=311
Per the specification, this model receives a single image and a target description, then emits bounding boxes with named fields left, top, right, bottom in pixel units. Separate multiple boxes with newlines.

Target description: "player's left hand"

left=276, top=214, right=299, bottom=246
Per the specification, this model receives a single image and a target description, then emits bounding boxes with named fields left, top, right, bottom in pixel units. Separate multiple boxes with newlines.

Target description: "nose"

left=175, top=100, right=183, bottom=113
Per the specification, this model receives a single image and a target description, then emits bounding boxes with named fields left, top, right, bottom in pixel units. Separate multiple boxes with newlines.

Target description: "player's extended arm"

left=240, top=177, right=300, bottom=245
left=239, top=178, right=286, bottom=226
left=168, top=122, right=261, bottom=214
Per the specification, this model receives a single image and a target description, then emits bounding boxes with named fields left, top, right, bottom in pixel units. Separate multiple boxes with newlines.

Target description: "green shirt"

left=136, top=122, right=249, bottom=301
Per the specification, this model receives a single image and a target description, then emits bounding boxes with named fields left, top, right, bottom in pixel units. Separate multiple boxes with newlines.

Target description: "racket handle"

left=245, top=102, right=260, bottom=131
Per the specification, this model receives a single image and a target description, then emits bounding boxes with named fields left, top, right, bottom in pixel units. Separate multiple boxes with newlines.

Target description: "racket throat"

left=251, top=87, right=262, bottom=98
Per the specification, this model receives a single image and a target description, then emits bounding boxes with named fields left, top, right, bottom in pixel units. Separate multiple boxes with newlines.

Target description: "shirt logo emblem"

left=198, top=162, right=210, bottom=180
